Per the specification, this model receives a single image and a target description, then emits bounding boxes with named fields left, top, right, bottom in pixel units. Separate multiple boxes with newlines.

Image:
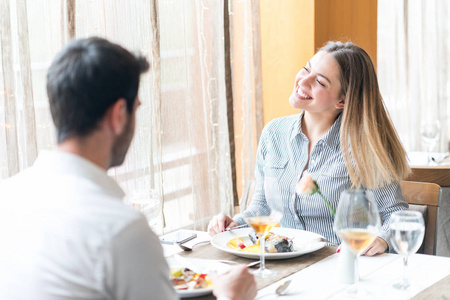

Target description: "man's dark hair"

left=47, top=37, right=149, bottom=142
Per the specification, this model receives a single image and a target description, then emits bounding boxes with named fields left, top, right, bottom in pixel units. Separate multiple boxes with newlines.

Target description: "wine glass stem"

left=260, top=233, right=266, bottom=270
left=402, top=255, right=410, bottom=287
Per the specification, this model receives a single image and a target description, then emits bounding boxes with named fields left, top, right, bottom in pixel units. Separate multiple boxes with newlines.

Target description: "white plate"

left=211, top=227, right=326, bottom=260
left=167, top=257, right=230, bottom=298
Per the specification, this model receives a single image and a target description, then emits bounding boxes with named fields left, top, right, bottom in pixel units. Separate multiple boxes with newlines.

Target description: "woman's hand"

left=360, top=237, right=388, bottom=256
left=207, top=212, right=238, bottom=236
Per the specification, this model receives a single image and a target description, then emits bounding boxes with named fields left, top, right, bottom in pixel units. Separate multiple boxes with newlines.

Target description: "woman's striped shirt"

left=234, top=112, right=408, bottom=249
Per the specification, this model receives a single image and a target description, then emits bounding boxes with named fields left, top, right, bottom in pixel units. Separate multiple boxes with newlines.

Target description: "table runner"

left=180, top=244, right=336, bottom=300
left=412, top=274, right=450, bottom=299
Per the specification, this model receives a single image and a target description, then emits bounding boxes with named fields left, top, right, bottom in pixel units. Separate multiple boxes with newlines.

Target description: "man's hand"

left=360, top=237, right=388, bottom=256
left=207, top=212, right=238, bottom=236
left=210, top=265, right=257, bottom=300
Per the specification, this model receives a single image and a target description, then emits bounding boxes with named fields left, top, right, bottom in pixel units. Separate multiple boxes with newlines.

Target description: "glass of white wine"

left=244, top=211, right=282, bottom=278
left=389, top=210, right=425, bottom=290
left=333, top=189, right=381, bottom=293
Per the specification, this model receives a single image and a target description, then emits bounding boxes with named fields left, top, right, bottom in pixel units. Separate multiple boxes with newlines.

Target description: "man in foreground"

left=0, top=37, right=256, bottom=300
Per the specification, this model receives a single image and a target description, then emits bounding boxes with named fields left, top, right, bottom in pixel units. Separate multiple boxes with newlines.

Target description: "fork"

left=314, top=237, right=339, bottom=246
left=178, top=240, right=211, bottom=251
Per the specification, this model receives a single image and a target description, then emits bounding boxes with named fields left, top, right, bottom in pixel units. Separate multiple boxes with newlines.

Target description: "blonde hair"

left=321, top=41, right=411, bottom=189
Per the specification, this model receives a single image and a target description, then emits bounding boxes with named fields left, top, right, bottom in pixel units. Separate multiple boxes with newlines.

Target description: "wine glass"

left=128, top=189, right=162, bottom=229
left=333, top=189, right=381, bottom=293
left=389, top=210, right=425, bottom=290
left=420, top=119, right=440, bottom=165
left=244, top=211, right=282, bottom=278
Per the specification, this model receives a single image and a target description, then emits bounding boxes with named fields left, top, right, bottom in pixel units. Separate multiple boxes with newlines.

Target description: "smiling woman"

left=209, top=41, right=411, bottom=257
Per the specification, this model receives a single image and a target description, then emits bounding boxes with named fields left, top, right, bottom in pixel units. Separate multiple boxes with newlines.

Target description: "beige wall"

left=314, top=0, right=378, bottom=67
left=260, top=0, right=316, bottom=123
left=260, top=0, right=377, bottom=125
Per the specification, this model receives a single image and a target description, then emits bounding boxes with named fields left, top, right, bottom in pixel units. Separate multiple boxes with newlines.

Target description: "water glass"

left=129, top=189, right=162, bottom=228
left=389, top=210, right=425, bottom=290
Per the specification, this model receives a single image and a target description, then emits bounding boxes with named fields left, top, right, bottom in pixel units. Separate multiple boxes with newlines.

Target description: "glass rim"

left=391, top=210, right=423, bottom=218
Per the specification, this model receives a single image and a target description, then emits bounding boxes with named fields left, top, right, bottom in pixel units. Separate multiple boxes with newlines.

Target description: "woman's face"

left=289, top=51, right=344, bottom=114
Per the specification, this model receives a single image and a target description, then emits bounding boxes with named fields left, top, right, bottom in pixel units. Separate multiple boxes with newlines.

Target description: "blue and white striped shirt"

left=234, top=112, right=408, bottom=248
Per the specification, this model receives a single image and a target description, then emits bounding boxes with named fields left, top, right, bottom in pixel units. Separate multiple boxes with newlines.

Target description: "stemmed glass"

left=420, top=119, right=440, bottom=165
left=333, top=189, right=381, bottom=293
left=244, top=211, right=282, bottom=278
left=389, top=210, right=425, bottom=290
left=129, top=189, right=162, bottom=229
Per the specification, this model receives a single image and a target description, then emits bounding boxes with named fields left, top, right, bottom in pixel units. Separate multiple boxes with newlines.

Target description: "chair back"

left=400, top=181, right=441, bottom=255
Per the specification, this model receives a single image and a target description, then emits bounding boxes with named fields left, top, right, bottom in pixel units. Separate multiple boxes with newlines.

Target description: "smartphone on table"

left=160, top=229, right=197, bottom=245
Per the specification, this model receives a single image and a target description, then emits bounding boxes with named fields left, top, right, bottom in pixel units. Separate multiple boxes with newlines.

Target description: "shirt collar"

left=290, top=112, right=304, bottom=141
left=33, top=150, right=125, bottom=200
left=290, top=111, right=342, bottom=149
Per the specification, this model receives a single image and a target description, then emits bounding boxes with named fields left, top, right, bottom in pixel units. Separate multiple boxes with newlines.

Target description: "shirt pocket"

left=322, top=163, right=348, bottom=178
left=264, top=156, right=288, bottom=177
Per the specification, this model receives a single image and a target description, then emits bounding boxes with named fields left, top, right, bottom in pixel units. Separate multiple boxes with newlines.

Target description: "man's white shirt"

left=0, top=150, right=177, bottom=300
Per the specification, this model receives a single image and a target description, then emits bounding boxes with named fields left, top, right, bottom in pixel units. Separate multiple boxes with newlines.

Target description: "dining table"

left=162, top=230, right=450, bottom=300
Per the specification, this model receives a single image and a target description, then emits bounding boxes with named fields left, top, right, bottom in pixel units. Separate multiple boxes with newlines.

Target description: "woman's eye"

left=316, top=79, right=325, bottom=87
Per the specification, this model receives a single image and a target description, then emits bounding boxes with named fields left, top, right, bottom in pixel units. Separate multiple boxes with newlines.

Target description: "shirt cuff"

left=378, top=233, right=391, bottom=253
left=217, top=297, right=232, bottom=300
left=232, top=213, right=246, bottom=226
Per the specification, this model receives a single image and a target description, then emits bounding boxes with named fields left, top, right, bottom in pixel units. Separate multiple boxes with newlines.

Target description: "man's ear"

left=335, top=96, right=345, bottom=109
left=108, top=98, right=128, bottom=135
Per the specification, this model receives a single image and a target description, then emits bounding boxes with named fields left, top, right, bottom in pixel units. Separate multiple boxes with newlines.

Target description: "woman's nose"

left=299, top=74, right=313, bottom=87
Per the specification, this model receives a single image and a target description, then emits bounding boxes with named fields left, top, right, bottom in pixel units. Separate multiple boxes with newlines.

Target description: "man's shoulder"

left=0, top=166, right=41, bottom=205
left=61, top=181, right=146, bottom=238
left=1, top=165, right=144, bottom=239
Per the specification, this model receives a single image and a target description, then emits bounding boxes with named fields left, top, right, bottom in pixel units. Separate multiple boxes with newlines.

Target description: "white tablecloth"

left=257, top=253, right=450, bottom=299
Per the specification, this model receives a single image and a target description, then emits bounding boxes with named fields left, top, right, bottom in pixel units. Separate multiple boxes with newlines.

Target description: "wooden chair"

left=400, top=181, right=442, bottom=255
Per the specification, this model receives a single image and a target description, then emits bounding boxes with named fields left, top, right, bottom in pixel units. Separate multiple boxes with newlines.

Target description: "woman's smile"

left=295, top=82, right=313, bottom=100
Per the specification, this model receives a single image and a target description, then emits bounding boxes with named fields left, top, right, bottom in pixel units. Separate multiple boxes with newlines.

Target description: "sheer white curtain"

left=378, top=0, right=450, bottom=153
left=229, top=0, right=262, bottom=211
left=0, top=0, right=264, bottom=235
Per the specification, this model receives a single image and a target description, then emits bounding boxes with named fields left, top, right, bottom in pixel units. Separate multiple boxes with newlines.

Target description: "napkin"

left=170, top=255, right=230, bottom=275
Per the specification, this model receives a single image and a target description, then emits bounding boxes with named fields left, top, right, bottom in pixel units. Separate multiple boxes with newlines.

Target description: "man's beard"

left=110, top=118, right=134, bottom=168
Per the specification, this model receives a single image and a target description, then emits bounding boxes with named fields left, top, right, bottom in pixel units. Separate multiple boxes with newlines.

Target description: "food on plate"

left=265, top=232, right=294, bottom=253
left=170, top=267, right=212, bottom=290
left=227, top=237, right=260, bottom=253
left=227, top=232, right=294, bottom=253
